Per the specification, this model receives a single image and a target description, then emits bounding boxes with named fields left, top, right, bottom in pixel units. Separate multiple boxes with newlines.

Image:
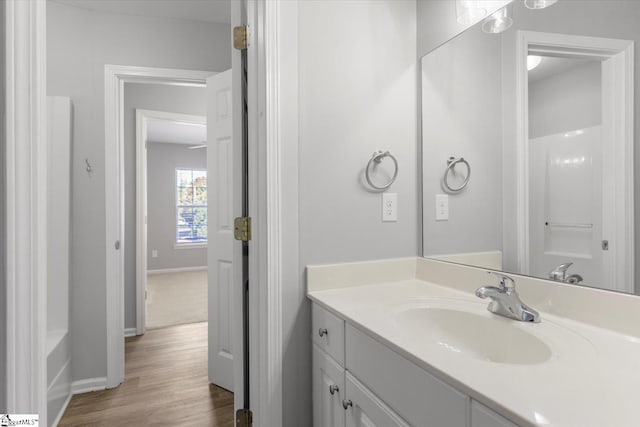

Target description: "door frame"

left=134, top=108, right=207, bottom=336
left=104, top=65, right=213, bottom=388
left=4, top=0, right=48, bottom=417
left=515, top=31, right=634, bottom=292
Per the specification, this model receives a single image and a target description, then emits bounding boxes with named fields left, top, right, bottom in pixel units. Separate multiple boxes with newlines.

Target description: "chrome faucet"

left=475, top=272, right=541, bottom=323
left=549, top=262, right=583, bottom=284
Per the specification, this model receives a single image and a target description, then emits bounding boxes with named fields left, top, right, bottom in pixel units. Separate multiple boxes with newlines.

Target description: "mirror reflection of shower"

left=527, top=54, right=602, bottom=288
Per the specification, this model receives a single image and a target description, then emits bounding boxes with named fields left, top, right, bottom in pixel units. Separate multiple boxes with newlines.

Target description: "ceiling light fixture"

left=527, top=55, right=542, bottom=71
left=456, top=0, right=488, bottom=25
left=524, top=0, right=558, bottom=10
left=482, top=6, right=513, bottom=34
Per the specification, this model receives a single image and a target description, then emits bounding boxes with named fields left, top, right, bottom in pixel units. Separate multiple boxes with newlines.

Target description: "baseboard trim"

left=147, top=266, right=208, bottom=275
left=51, top=392, right=72, bottom=427
left=124, top=328, right=137, bottom=337
left=71, top=377, right=108, bottom=395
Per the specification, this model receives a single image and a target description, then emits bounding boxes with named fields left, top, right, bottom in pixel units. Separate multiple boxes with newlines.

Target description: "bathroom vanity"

left=308, top=257, right=640, bottom=427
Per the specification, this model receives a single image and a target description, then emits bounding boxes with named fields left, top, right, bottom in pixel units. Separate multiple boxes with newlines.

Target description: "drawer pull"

left=318, top=328, right=328, bottom=337
left=329, top=385, right=339, bottom=395
left=342, top=399, right=353, bottom=410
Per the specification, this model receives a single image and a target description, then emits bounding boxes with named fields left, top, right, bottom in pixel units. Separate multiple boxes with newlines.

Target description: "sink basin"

left=395, top=303, right=552, bottom=365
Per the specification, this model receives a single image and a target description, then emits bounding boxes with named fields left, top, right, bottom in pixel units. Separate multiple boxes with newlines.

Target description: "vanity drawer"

left=346, top=324, right=469, bottom=427
left=313, top=303, right=346, bottom=366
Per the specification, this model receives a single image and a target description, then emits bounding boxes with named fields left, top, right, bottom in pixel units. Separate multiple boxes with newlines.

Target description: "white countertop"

left=307, top=259, right=640, bottom=427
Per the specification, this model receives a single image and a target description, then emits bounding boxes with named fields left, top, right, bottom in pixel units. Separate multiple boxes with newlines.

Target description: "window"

left=176, top=168, right=207, bottom=244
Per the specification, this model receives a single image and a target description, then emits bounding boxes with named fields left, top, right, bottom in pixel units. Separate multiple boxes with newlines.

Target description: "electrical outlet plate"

left=436, top=194, right=449, bottom=221
left=382, top=193, right=398, bottom=222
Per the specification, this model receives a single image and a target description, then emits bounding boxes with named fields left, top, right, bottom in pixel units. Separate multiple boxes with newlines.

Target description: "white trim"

left=5, top=0, right=48, bottom=419
left=174, top=243, right=208, bottom=249
left=124, top=328, right=137, bottom=338
left=47, top=359, right=71, bottom=427
left=105, top=65, right=214, bottom=389
left=135, top=109, right=206, bottom=336
left=263, top=0, right=284, bottom=424
left=245, top=0, right=294, bottom=424
left=147, top=266, right=208, bottom=275
left=50, top=393, right=72, bottom=427
left=70, top=377, right=108, bottom=395
left=515, top=31, right=634, bottom=293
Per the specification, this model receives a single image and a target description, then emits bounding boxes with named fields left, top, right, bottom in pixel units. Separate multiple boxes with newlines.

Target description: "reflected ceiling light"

left=524, top=0, right=558, bottom=10
left=456, top=0, right=488, bottom=25
left=527, top=55, right=542, bottom=71
left=482, top=6, right=513, bottom=34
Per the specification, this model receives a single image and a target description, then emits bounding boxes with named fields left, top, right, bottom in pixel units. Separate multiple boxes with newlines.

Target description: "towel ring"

left=443, top=156, right=470, bottom=192
left=365, top=150, right=398, bottom=190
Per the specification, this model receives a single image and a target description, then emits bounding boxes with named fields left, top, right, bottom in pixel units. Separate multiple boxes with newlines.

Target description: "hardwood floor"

left=59, top=322, right=234, bottom=427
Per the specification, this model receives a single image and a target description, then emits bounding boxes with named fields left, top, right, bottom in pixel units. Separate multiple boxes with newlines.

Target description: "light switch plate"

left=436, top=194, right=449, bottom=221
left=382, top=193, right=398, bottom=222
left=152, top=249, right=158, bottom=258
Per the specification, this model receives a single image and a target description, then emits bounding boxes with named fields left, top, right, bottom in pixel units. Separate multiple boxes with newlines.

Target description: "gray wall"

left=529, top=61, right=601, bottom=139
left=123, top=83, right=208, bottom=329
left=293, top=1, right=418, bottom=425
left=0, top=0, right=6, bottom=412
left=47, top=1, right=230, bottom=382
left=421, top=27, right=503, bottom=256
left=146, top=143, right=207, bottom=270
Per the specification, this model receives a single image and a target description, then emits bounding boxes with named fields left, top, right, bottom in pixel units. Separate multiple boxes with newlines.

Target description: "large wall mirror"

left=421, top=0, right=638, bottom=294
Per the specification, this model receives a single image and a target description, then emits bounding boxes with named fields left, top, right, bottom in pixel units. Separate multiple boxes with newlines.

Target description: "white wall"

left=123, top=83, right=208, bottom=329
left=421, top=27, right=503, bottom=257
left=293, top=1, right=417, bottom=425
left=47, top=1, right=230, bottom=382
left=146, top=143, right=207, bottom=270
left=529, top=61, right=601, bottom=139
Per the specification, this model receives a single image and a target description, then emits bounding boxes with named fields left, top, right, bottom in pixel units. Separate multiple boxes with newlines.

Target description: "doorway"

left=134, top=108, right=208, bottom=334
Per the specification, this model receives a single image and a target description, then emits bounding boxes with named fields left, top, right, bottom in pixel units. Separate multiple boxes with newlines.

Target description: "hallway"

left=59, top=322, right=233, bottom=426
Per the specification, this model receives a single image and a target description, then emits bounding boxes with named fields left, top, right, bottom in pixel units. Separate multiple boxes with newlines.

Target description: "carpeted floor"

left=146, top=270, right=208, bottom=329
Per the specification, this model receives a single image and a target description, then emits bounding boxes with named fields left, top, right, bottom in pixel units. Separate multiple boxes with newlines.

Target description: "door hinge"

left=236, top=409, right=253, bottom=426
left=233, top=26, right=248, bottom=50
left=234, top=217, right=252, bottom=241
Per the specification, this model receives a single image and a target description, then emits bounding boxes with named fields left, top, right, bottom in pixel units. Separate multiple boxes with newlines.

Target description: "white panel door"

left=313, top=344, right=346, bottom=427
left=207, top=69, right=235, bottom=391
left=345, top=373, right=410, bottom=427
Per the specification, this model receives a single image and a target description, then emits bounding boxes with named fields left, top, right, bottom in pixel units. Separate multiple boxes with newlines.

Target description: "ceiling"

left=147, top=119, right=206, bottom=146
left=52, top=0, right=231, bottom=25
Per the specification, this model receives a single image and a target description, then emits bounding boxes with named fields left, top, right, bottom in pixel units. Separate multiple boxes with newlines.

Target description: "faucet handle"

left=554, top=262, right=573, bottom=272
left=487, top=271, right=515, bottom=290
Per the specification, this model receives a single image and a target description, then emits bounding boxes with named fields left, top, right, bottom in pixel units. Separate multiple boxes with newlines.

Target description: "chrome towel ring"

left=443, top=156, right=470, bottom=192
left=365, top=150, right=398, bottom=190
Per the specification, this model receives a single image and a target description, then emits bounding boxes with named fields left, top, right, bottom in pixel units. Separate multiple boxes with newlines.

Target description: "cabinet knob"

left=342, top=399, right=353, bottom=410
left=318, top=328, right=328, bottom=337
left=329, top=385, right=339, bottom=395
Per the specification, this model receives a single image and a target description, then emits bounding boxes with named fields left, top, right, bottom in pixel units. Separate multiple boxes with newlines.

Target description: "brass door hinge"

left=234, top=217, right=252, bottom=241
left=236, top=409, right=253, bottom=426
left=233, top=26, right=248, bottom=50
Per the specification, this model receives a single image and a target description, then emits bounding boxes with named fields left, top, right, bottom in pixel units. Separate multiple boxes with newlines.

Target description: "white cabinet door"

left=471, top=400, right=519, bottom=427
left=313, top=344, right=346, bottom=427
left=345, top=372, right=410, bottom=427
